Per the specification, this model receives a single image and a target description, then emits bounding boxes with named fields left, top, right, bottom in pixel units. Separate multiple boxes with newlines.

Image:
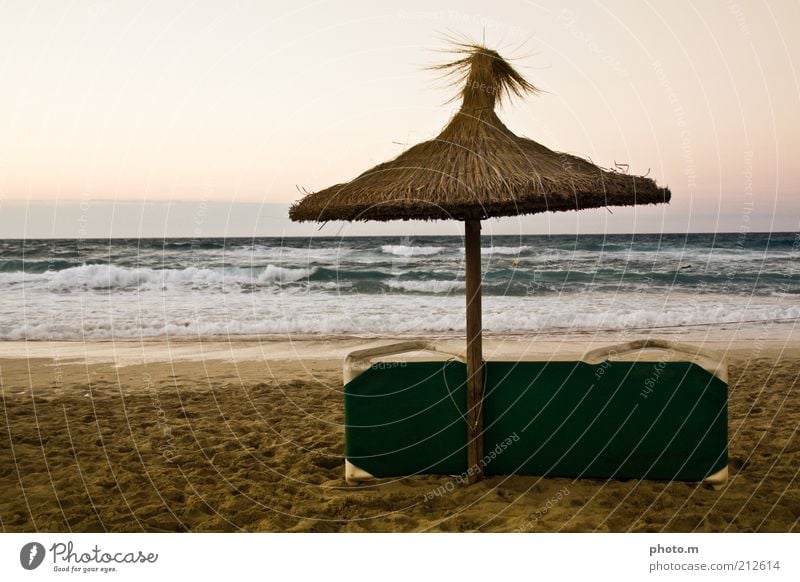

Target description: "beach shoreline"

left=1, top=321, right=798, bottom=364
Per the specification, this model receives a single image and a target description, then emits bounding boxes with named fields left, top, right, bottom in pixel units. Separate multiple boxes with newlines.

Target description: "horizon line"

left=0, top=230, right=792, bottom=241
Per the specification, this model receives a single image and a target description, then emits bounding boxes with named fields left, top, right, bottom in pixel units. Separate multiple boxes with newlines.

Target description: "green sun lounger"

left=343, top=340, right=728, bottom=487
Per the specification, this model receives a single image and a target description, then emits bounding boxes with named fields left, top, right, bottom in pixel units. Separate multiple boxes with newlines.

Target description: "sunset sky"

left=1, top=0, right=798, bottom=237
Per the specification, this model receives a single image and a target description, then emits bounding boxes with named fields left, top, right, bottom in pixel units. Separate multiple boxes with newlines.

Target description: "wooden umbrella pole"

left=464, top=219, right=484, bottom=484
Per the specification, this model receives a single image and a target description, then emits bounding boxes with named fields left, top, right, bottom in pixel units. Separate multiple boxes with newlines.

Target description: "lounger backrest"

left=482, top=361, right=727, bottom=481
left=344, top=361, right=468, bottom=477
left=344, top=343, right=728, bottom=483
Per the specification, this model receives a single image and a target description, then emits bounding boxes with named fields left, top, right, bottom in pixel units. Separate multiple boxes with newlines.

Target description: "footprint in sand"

left=311, top=455, right=342, bottom=470
left=729, top=457, right=747, bottom=475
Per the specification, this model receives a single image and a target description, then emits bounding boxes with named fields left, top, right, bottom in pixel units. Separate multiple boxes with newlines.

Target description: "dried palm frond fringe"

left=290, top=43, right=670, bottom=223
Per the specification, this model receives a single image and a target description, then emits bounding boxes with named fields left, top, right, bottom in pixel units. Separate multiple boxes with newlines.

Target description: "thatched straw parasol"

left=290, top=43, right=671, bottom=483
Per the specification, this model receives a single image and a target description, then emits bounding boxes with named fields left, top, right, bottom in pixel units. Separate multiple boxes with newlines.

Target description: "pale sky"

left=1, top=0, right=798, bottom=237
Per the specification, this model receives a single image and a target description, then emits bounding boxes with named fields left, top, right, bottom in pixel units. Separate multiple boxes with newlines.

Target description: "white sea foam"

left=226, top=245, right=347, bottom=264
left=382, top=244, right=529, bottom=258
left=385, top=280, right=466, bottom=294
left=1, top=290, right=797, bottom=340
left=381, top=245, right=445, bottom=257
left=0, top=264, right=315, bottom=291
left=256, top=264, right=315, bottom=283
left=472, top=246, right=530, bottom=256
left=443, top=246, right=533, bottom=257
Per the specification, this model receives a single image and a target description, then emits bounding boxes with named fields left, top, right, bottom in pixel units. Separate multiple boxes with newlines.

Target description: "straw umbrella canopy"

left=290, top=43, right=671, bottom=483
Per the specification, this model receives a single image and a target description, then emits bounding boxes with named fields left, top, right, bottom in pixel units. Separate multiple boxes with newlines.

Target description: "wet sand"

left=1, top=328, right=798, bottom=532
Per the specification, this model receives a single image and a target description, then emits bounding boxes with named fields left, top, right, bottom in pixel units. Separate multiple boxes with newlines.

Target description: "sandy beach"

left=1, top=325, right=798, bottom=533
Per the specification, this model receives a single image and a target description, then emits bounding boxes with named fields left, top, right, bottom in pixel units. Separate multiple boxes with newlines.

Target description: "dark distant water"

left=0, top=233, right=797, bottom=339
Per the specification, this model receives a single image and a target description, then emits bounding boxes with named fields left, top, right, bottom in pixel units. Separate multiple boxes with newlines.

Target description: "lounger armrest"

left=582, top=339, right=728, bottom=383
left=344, top=341, right=464, bottom=383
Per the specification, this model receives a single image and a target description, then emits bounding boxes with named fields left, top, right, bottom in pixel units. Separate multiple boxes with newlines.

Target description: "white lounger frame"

left=344, top=339, right=729, bottom=488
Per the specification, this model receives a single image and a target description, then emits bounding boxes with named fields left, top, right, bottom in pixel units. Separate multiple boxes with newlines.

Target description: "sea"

left=0, top=232, right=798, bottom=340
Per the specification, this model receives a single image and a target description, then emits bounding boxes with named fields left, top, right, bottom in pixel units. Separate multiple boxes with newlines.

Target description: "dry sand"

left=1, top=327, right=798, bottom=532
